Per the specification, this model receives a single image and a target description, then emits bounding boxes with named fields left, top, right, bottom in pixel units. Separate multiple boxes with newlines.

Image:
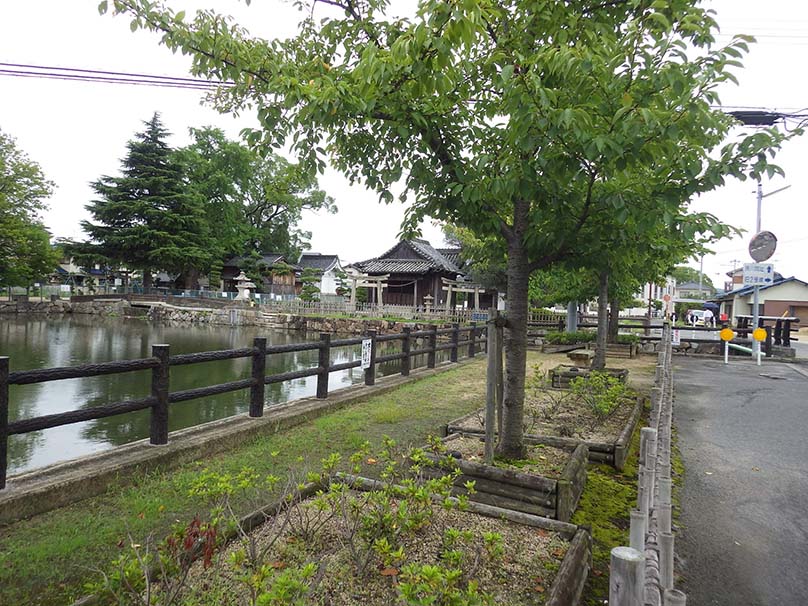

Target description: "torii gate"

left=349, top=273, right=389, bottom=307
left=441, top=277, right=486, bottom=314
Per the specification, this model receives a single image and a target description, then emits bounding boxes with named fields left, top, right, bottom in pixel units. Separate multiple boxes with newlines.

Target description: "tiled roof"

left=714, top=276, right=807, bottom=299
left=356, top=259, right=434, bottom=274
left=354, top=239, right=462, bottom=276
left=298, top=253, right=341, bottom=272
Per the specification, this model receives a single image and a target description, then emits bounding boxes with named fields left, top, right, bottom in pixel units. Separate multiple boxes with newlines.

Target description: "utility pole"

left=751, top=182, right=791, bottom=356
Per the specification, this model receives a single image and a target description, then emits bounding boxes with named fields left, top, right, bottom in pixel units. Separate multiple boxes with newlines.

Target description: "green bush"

left=544, top=330, right=597, bottom=345
left=570, top=371, right=632, bottom=419
left=615, top=334, right=640, bottom=345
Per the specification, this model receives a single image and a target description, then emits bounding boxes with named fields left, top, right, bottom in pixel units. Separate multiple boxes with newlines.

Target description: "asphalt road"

left=674, top=357, right=808, bottom=605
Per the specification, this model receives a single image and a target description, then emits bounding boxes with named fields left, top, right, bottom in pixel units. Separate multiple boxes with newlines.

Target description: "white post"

left=724, top=340, right=729, bottom=364
left=609, top=547, right=645, bottom=606
left=629, top=509, right=646, bottom=551
left=660, top=532, right=675, bottom=591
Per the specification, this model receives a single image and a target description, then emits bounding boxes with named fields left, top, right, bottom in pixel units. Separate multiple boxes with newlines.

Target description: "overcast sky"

left=1, top=1, right=806, bottom=281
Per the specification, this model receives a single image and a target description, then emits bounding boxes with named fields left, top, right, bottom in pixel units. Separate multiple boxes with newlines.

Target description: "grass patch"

left=572, top=419, right=642, bottom=605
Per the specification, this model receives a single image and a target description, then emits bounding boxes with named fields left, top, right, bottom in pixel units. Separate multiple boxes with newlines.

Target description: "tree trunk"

left=182, top=267, right=200, bottom=290
left=142, top=270, right=153, bottom=290
left=495, top=238, right=530, bottom=460
left=593, top=271, right=609, bottom=370
left=608, top=296, right=620, bottom=344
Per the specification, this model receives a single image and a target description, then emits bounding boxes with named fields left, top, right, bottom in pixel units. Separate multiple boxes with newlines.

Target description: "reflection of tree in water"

left=6, top=385, right=44, bottom=473
left=79, top=328, right=342, bottom=446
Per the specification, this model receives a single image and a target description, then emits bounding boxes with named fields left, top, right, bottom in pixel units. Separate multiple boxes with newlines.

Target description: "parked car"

left=687, top=309, right=706, bottom=326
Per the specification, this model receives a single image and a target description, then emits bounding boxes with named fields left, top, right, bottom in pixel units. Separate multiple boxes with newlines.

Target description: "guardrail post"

left=0, top=357, right=8, bottom=489
left=364, top=330, right=377, bottom=386
left=401, top=327, right=411, bottom=377
left=764, top=326, right=773, bottom=357
left=427, top=325, right=437, bottom=369
left=317, top=333, right=331, bottom=399
left=664, top=589, right=687, bottom=605
left=450, top=323, right=460, bottom=363
left=150, top=344, right=170, bottom=445
left=784, top=320, right=792, bottom=347
left=468, top=322, right=477, bottom=358
left=609, top=546, right=644, bottom=606
left=250, top=337, right=267, bottom=417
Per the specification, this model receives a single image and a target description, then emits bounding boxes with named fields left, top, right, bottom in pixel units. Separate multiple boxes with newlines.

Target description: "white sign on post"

left=361, top=339, right=372, bottom=369
left=742, top=263, right=774, bottom=286
left=672, top=328, right=681, bottom=346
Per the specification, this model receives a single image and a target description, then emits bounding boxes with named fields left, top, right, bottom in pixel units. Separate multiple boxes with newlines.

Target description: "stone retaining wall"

left=0, top=299, right=450, bottom=335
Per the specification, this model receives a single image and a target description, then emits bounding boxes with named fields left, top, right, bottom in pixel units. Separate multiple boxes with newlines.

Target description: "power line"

left=0, top=62, right=233, bottom=91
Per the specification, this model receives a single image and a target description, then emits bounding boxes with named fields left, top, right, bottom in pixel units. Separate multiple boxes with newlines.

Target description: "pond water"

left=1, top=315, right=440, bottom=474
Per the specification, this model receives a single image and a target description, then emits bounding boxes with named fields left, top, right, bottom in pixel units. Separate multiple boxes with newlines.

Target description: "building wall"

left=319, top=269, right=339, bottom=295
left=756, top=282, right=808, bottom=303
left=762, top=300, right=808, bottom=320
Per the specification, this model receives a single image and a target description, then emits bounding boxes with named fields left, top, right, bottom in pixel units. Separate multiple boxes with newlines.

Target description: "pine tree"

left=77, top=113, right=211, bottom=289
left=299, top=268, right=322, bottom=302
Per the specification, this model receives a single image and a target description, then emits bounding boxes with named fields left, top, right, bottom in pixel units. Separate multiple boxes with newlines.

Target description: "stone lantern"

left=423, top=294, right=434, bottom=313
left=234, top=271, right=256, bottom=301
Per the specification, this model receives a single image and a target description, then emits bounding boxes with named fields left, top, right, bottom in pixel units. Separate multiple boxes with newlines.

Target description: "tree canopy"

left=0, top=129, right=58, bottom=287
left=106, top=0, right=796, bottom=457
left=175, top=127, right=336, bottom=264
left=76, top=113, right=211, bottom=288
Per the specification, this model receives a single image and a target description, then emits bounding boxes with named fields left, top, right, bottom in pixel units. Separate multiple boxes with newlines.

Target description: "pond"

left=1, top=315, right=444, bottom=474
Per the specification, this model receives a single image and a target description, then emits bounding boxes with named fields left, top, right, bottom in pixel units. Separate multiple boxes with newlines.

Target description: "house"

left=351, top=238, right=496, bottom=308
left=221, top=254, right=298, bottom=296
left=713, top=276, right=808, bottom=323
left=723, top=266, right=783, bottom=292
left=296, top=253, right=344, bottom=295
left=674, top=281, right=714, bottom=300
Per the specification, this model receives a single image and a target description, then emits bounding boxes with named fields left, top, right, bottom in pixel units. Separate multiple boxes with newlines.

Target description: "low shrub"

left=544, top=331, right=596, bottom=345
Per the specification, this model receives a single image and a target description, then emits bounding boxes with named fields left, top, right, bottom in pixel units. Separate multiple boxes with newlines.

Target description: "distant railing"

left=0, top=323, right=486, bottom=488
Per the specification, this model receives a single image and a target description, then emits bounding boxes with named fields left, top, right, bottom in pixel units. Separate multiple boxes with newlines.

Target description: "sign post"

left=752, top=327, right=767, bottom=366
left=361, top=338, right=372, bottom=370
left=747, top=229, right=778, bottom=360
left=720, top=327, right=734, bottom=365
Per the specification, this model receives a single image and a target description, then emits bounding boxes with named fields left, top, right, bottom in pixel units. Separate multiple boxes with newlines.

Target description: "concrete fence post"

left=660, top=532, right=675, bottom=591
left=609, top=546, right=645, bottom=606
left=630, top=509, right=646, bottom=551
left=150, top=344, right=170, bottom=445
left=664, top=589, right=687, bottom=605
left=249, top=337, right=267, bottom=418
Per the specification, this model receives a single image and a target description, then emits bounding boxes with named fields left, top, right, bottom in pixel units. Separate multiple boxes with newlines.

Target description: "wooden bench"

left=567, top=349, right=594, bottom=368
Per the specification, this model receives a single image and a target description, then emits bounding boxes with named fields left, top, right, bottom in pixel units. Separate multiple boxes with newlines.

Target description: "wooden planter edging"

left=549, top=364, right=629, bottom=388
left=341, top=473, right=592, bottom=606
left=445, top=396, right=645, bottom=472
left=425, top=434, right=588, bottom=522
left=586, top=342, right=638, bottom=359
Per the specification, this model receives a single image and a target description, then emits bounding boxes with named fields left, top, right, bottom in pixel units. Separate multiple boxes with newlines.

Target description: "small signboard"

left=672, top=328, right=681, bottom=346
left=361, top=338, right=372, bottom=369
left=742, top=263, right=774, bottom=286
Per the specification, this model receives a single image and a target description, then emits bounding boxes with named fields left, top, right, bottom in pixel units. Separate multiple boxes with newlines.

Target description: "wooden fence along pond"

left=0, top=324, right=484, bottom=488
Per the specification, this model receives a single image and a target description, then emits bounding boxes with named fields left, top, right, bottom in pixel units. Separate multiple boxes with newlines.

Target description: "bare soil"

left=446, top=434, right=571, bottom=478
left=453, top=389, right=638, bottom=443
left=180, top=490, right=570, bottom=605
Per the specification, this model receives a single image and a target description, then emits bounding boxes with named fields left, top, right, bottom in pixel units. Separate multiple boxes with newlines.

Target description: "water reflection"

left=1, top=315, right=454, bottom=473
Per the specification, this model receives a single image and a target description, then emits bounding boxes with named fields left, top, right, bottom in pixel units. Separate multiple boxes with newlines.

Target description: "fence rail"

left=0, top=323, right=486, bottom=489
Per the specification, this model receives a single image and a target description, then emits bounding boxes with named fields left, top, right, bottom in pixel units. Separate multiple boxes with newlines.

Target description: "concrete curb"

left=0, top=359, right=478, bottom=526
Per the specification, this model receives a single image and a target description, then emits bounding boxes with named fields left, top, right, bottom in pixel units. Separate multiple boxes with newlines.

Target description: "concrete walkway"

left=674, top=356, right=808, bottom=605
